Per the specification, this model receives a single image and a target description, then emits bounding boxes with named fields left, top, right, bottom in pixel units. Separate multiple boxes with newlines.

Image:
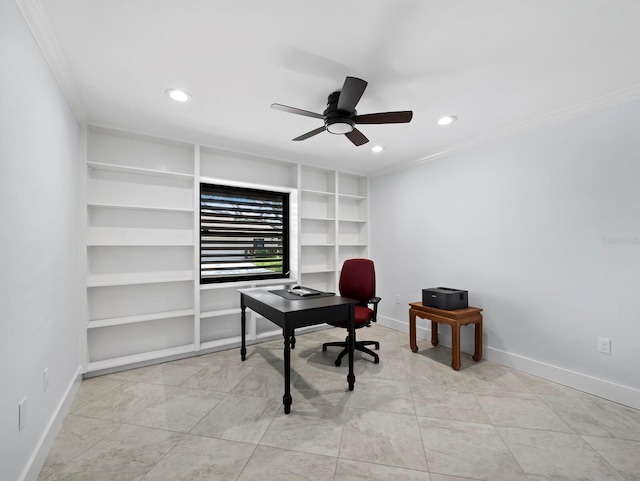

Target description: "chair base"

left=323, top=337, right=380, bottom=366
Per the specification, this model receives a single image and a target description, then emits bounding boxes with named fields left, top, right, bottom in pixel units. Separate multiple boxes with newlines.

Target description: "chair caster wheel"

left=322, top=346, right=327, bottom=351
left=374, top=358, right=380, bottom=364
left=335, top=359, right=341, bottom=367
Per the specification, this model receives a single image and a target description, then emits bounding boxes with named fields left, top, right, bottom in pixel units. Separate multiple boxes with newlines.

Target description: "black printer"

left=422, top=287, right=468, bottom=310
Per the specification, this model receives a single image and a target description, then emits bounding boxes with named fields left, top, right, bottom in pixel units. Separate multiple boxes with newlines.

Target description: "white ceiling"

left=28, top=0, right=640, bottom=175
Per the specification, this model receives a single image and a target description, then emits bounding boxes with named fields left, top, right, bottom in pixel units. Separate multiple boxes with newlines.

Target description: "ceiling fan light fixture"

left=325, top=117, right=354, bottom=135
left=437, top=115, right=457, bottom=126
left=166, top=89, right=191, bottom=102
left=271, top=76, right=413, bottom=146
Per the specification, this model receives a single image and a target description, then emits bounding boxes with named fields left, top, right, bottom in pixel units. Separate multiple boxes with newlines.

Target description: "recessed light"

left=166, top=89, right=191, bottom=102
left=437, top=115, right=457, bottom=126
left=371, top=145, right=384, bottom=153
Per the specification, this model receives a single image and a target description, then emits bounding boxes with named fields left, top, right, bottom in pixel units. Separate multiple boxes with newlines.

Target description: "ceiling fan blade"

left=271, top=103, right=324, bottom=120
left=345, top=128, right=369, bottom=146
left=337, top=76, right=368, bottom=112
left=292, top=126, right=326, bottom=141
left=355, top=111, right=413, bottom=124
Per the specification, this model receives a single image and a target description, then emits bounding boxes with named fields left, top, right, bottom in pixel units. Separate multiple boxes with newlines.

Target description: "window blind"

left=200, top=183, right=289, bottom=283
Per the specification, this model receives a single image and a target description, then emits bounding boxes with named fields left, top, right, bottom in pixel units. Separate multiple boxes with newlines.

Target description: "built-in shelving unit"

left=299, top=166, right=338, bottom=293
left=337, top=173, right=368, bottom=266
left=84, top=126, right=368, bottom=374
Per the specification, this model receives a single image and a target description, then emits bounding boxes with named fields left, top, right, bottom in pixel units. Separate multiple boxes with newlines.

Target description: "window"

left=200, top=183, right=289, bottom=284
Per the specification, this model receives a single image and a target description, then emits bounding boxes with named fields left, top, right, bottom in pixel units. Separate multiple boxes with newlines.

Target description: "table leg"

left=473, top=317, right=483, bottom=362
left=283, top=329, right=293, bottom=414
left=347, top=304, right=355, bottom=391
left=240, top=303, right=247, bottom=361
left=409, top=310, right=418, bottom=353
left=451, top=324, right=461, bottom=370
left=431, top=320, right=439, bottom=346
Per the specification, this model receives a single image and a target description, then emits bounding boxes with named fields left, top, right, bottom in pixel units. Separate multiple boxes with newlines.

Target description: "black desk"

left=239, top=288, right=358, bottom=414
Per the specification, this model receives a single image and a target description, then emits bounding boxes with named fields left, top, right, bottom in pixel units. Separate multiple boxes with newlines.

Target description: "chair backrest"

left=339, top=258, right=375, bottom=303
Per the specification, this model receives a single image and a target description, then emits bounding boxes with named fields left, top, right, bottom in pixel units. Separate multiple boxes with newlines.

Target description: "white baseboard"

left=379, top=315, right=640, bottom=411
left=20, top=366, right=83, bottom=481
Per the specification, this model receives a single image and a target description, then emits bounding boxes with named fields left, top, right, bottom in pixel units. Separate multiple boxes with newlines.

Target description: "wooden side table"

left=409, top=302, right=483, bottom=370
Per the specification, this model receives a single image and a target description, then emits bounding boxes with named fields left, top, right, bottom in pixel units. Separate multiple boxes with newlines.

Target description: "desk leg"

left=283, top=329, right=293, bottom=414
left=431, top=321, right=439, bottom=347
left=473, top=317, right=483, bottom=362
left=451, top=324, right=461, bottom=370
left=240, top=303, right=247, bottom=361
left=347, top=304, right=355, bottom=391
left=409, top=310, right=418, bottom=353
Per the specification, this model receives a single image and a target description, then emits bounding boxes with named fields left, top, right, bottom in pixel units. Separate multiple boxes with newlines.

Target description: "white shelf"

left=88, top=243, right=193, bottom=248
left=301, top=243, right=335, bottom=247
left=300, top=267, right=335, bottom=274
left=338, top=193, right=366, bottom=200
left=300, top=216, right=335, bottom=221
left=88, top=309, right=195, bottom=329
left=297, top=271, right=336, bottom=293
left=88, top=161, right=194, bottom=179
left=87, top=227, right=194, bottom=246
left=87, top=240, right=194, bottom=247
left=88, top=202, right=193, bottom=213
left=301, top=188, right=334, bottom=197
left=256, top=330, right=282, bottom=340
left=87, top=271, right=194, bottom=287
left=87, top=343, right=196, bottom=373
left=338, top=218, right=367, bottom=223
left=200, top=308, right=242, bottom=319
left=200, top=336, right=242, bottom=351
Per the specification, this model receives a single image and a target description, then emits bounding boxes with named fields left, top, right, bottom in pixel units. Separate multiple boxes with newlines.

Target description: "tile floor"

left=39, top=324, right=640, bottom=481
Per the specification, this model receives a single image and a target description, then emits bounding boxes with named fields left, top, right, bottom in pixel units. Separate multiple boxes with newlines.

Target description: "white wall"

left=370, top=100, right=640, bottom=409
left=0, top=1, right=83, bottom=480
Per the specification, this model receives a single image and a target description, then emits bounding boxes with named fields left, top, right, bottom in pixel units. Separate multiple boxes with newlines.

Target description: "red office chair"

left=322, top=258, right=381, bottom=366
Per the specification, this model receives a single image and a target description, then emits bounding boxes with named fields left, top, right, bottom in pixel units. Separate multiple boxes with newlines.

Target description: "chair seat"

left=328, top=305, right=373, bottom=329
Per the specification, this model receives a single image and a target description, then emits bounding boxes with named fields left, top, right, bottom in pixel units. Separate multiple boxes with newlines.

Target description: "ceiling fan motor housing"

left=324, top=91, right=355, bottom=134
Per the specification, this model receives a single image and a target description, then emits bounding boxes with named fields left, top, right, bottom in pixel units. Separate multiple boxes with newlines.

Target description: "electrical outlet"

left=43, top=367, right=49, bottom=392
left=597, top=337, right=611, bottom=354
left=19, top=398, right=27, bottom=431
left=395, top=295, right=400, bottom=304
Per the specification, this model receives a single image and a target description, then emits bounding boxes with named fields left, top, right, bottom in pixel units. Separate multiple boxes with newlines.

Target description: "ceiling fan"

left=271, top=76, right=413, bottom=146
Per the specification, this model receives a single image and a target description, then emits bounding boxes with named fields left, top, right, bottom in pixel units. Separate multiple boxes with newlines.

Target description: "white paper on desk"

left=288, top=287, right=318, bottom=296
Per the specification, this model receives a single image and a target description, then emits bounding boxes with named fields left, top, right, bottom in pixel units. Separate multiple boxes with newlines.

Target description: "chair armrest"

left=368, top=297, right=381, bottom=322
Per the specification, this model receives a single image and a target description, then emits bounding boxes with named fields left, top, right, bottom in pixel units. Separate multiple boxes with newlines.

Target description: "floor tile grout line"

left=405, top=353, right=434, bottom=476
left=36, top=414, right=123, bottom=481
left=492, top=422, right=537, bottom=481
left=333, top=383, right=353, bottom=467
left=184, top=390, right=229, bottom=436
left=136, top=431, right=187, bottom=481
left=578, top=434, right=634, bottom=480
left=530, top=390, right=578, bottom=435
left=219, top=440, right=260, bottom=481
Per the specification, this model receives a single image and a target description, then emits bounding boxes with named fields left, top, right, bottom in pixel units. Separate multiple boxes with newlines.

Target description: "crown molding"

left=371, top=82, right=640, bottom=178
left=16, top=0, right=85, bottom=121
